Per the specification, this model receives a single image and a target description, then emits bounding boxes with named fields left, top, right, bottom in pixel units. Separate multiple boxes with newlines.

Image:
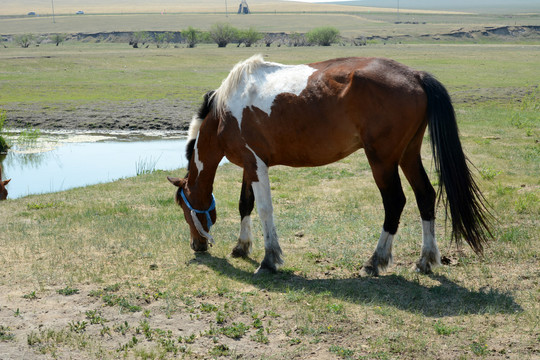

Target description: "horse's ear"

left=167, top=176, right=183, bottom=187
left=3, top=179, right=10, bottom=185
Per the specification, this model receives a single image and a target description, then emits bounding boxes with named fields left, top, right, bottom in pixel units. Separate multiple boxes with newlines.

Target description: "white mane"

left=213, top=54, right=267, bottom=117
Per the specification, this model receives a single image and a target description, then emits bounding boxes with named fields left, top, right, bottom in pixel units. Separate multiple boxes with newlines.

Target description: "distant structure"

left=238, top=0, right=250, bottom=14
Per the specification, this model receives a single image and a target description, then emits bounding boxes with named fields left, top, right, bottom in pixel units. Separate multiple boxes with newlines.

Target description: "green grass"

left=0, top=43, right=538, bottom=358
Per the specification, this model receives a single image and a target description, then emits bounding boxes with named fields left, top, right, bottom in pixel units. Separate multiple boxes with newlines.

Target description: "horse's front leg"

left=231, top=176, right=255, bottom=258
left=250, top=159, right=283, bottom=274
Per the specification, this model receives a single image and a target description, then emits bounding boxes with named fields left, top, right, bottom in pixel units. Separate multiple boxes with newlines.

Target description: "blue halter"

left=180, top=189, right=216, bottom=229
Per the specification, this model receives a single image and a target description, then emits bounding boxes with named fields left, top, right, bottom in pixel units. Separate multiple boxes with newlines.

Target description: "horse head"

left=167, top=176, right=217, bottom=252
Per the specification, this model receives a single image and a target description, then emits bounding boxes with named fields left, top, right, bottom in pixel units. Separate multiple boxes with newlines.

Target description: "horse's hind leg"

left=231, top=176, right=255, bottom=258
left=400, top=152, right=440, bottom=273
left=362, top=161, right=406, bottom=276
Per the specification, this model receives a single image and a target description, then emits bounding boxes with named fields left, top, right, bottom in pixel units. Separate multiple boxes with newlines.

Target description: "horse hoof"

left=414, top=262, right=433, bottom=274
left=231, top=245, right=249, bottom=258
left=254, top=265, right=277, bottom=275
left=360, top=265, right=379, bottom=277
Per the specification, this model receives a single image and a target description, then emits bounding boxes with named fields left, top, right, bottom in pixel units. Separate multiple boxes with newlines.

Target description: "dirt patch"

left=3, top=99, right=195, bottom=132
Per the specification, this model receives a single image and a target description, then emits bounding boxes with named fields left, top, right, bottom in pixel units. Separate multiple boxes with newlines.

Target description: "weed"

left=57, top=286, right=79, bottom=296
left=216, top=310, right=226, bottom=324
left=200, top=302, right=218, bottom=312
left=179, top=333, right=196, bottom=344
left=68, top=321, right=87, bottom=333
left=288, top=337, right=302, bottom=345
left=327, top=303, right=344, bottom=314
left=470, top=341, right=489, bottom=356
left=113, top=321, right=130, bottom=336
left=0, top=325, right=15, bottom=342
left=23, top=291, right=38, bottom=300
left=85, top=310, right=107, bottom=325
left=209, top=344, right=230, bottom=356
left=102, top=294, right=141, bottom=312
left=329, top=344, right=355, bottom=359
left=136, top=155, right=160, bottom=175
left=479, top=164, right=501, bottom=181
left=514, top=193, right=538, bottom=214
left=221, top=322, right=249, bottom=339
left=251, top=328, right=269, bottom=344
left=137, top=320, right=152, bottom=340
left=433, top=320, right=460, bottom=335
left=117, top=336, right=138, bottom=352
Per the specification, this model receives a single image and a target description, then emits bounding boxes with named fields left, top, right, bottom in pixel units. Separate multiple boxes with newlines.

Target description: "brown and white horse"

left=0, top=165, right=10, bottom=200
left=168, top=55, right=492, bottom=275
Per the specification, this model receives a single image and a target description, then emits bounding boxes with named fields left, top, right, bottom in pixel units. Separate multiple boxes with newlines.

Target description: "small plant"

left=0, top=325, right=15, bottom=342
left=135, top=155, right=160, bottom=175
left=23, top=291, right=38, bottom=300
left=251, top=328, right=269, bottom=344
left=329, top=344, right=355, bottom=358
left=114, top=321, right=130, bottom=335
left=0, top=109, right=10, bottom=153
left=470, top=341, right=488, bottom=356
left=209, top=344, right=230, bottom=356
left=216, top=311, right=226, bottom=324
left=68, top=320, right=87, bottom=333
left=479, top=164, right=501, bottom=181
left=200, top=302, right=218, bottom=312
left=85, top=310, right=107, bottom=325
left=57, top=286, right=79, bottom=296
left=433, top=320, right=460, bottom=335
left=221, top=322, right=249, bottom=339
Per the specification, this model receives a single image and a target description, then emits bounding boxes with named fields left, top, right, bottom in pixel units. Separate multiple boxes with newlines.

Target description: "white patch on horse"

left=215, top=55, right=316, bottom=126
left=193, top=136, right=204, bottom=174
left=238, top=216, right=253, bottom=247
left=421, top=219, right=440, bottom=264
left=246, top=145, right=283, bottom=270
left=374, top=229, right=394, bottom=267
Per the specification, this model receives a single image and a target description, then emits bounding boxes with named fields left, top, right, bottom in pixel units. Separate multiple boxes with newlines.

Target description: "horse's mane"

left=186, top=90, right=215, bottom=165
left=186, top=55, right=266, bottom=166
left=213, top=54, right=266, bottom=117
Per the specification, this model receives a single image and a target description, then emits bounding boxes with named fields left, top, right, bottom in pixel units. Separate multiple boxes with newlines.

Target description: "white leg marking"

left=238, top=216, right=254, bottom=248
left=374, top=229, right=394, bottom=268
left=421, top=219, right=441, bottom=265
left=247, top=147, right=283, bottom=270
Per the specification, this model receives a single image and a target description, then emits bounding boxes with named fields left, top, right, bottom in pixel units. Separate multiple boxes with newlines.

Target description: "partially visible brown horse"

left=168, top=55, right=492, bottom=275
left=0, top=165, right=10, bottom=200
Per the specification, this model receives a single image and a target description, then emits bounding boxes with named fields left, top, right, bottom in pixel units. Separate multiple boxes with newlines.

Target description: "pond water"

left=1, top=132, right=191, bottom=199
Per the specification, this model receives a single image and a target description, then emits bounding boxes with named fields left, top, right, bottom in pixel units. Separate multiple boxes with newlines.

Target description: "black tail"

left=420, top=73, right=493, bottom=254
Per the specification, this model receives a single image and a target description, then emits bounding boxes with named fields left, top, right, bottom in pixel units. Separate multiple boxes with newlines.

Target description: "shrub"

left=306, top=27, right=340, bottom=46
left=238, top=27, right=262, bottom=47
left=51, top=33, right=65, bottom=46
left=182, top=26, right=201, bottom=48
left=15, top=34, right=34, bottom=48
left=209, top=23, right=238, bottom=47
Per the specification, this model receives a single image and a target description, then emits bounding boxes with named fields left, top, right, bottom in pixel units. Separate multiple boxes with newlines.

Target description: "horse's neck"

left=187, top=119, right=223, bottom=207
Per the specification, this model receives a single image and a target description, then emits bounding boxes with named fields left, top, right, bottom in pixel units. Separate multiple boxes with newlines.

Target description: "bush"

left=306, top=27, right=340, bottom=46
left=51, top=33, right=65, bottom=46
left=15, top=34, right=34, bottom=48
left=238, top=27, right=262, bottom=47
left=129, top=31, right=149, bottom=48
left=209, top=23, right=238, bottom=48
left=182, top=27, right=201, bottom=48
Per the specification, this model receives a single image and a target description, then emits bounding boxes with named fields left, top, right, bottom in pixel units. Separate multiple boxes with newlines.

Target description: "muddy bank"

left=3, top=99, right=195, bottom=132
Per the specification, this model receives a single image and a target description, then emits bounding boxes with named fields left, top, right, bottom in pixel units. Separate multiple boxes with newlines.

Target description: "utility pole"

left=225, top=0, right=228, bottom=17
left=51, top=0, right=56, bottom=23
left=397, top=0, right=399, bottom=22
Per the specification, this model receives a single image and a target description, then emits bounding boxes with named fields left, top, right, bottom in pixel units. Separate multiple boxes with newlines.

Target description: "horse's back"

left=219, top=56, right=428, bottom=167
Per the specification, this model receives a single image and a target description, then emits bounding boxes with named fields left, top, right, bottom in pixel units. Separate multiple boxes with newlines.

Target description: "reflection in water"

left=1, top=133, right=191, bottom=199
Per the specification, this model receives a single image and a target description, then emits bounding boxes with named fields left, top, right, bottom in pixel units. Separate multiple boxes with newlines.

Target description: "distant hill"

left=337, top=0, right=540, bottom=13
